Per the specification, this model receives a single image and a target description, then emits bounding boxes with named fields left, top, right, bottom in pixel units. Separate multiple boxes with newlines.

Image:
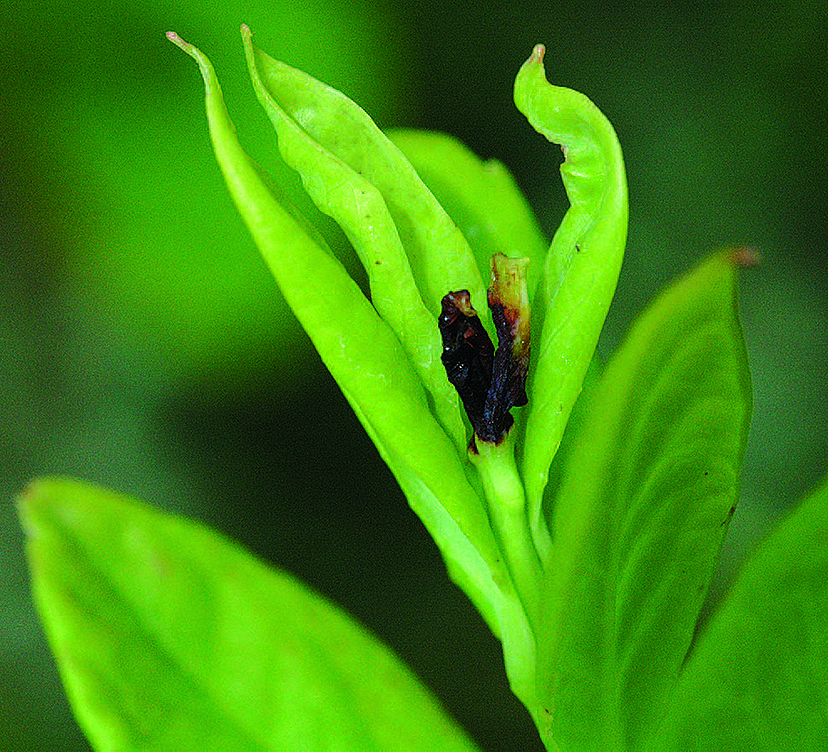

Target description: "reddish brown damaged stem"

left=438, top=254, right=531, bottom=447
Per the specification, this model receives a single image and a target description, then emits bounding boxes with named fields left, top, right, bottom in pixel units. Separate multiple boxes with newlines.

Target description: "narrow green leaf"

left=513, top=45, right=628, bottom=561
left=386, top=128, right=548, bottom=295
left=651, top=476, right=828, bottom=750
left=243, top=29, right=487, bottom=328
left=166, top=32, right=502, bottom=579
left=18, top=477, right=478, bottom=751
left=239, top=28, right=465, bottom=454
left=537, top=250, right=752, bottom=750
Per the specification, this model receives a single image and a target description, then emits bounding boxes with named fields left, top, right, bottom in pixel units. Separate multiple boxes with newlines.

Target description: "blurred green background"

left=2, top=0, right=826, bottom=749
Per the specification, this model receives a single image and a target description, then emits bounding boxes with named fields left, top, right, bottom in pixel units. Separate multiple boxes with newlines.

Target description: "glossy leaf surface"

left=18, top=477, right=478, bottom=751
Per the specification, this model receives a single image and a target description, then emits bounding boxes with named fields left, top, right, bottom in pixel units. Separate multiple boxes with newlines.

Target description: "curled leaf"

left=513, top=44, right=628, bottom=560
left=240, top=26, right=466, bottom=452
left=167, top=29, right=538, bottom=716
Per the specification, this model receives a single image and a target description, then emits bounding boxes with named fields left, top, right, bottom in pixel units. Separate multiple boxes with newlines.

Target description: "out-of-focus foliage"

left=2, top=1, right=826, bottom=750
left=20, top=478, right=479, bottom=751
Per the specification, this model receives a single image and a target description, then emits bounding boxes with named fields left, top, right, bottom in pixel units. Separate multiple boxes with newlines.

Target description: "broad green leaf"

left=18, top=477, right=478, bottom=751
left=650, top=476, right=828, bottom=750
left=243, top=29, right=487, bottom=328
left=513, top=45, right=628, bottom=562
left=240, top=29, right=465, bottom=455
left=536, top=250, right=752, bottom=750
left=386, top=128, right=548, bottom=295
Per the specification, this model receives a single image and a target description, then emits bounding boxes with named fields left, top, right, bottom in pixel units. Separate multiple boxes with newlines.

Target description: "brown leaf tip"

left=531, top=44, right=546, bottom=64
left=728, top=245, right=761, bottom=269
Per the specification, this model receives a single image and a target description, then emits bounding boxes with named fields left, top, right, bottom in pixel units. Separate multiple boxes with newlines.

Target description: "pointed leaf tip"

left=530, top=44, right=546, bottom=63
left=20, top=477, right=480, bottom=751
left=166, top=31, right=186, bottom=49
left=166, top=31, right=202, bottom=67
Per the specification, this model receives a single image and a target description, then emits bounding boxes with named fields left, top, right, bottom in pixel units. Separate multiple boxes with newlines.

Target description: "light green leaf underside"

left=513, top=45, right=628, bottom=563
left=167, top=33, right=503, bottom=580
left=244, top=33, right=487, bottom=331
left=243, top=31, right=465, bottom=454
left=538, top=251, right=752, bottom=751
left=651, top=476, right=828, bottom=750
left=387, top=128, right=548, bottom=296
left=19, top=477, right=479, bottom=751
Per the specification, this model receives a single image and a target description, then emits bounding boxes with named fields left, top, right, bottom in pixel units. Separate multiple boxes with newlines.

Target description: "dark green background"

left=2, top=1, right=826, bottom=749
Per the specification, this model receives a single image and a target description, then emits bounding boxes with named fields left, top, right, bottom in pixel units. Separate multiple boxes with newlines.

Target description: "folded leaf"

left=167, top=31, right=535, bottom=715
left=243, top=29, right=487, bottom=328
left=513, top=44, right=628, bottom=561
left=242, top=29, right=466, bottom=453
left=537, top=250, right=752, bottom=750
left=18, top=477, right=479, bottom=751
left=166, top=31, right=502, bottom=581
left=651, top=476, right=828, bottom=750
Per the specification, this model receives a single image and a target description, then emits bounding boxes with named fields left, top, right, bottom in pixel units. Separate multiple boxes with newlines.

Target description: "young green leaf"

left=242, top=28, right=487, bottom=328
left=537, top=250, right=752, bottom=750
left=18, top=477, right=479, bottom=751
left=387, top=128, right=548, bottom=295
left=167, top=31, right=538, bottom=717
left=650, top=476, right=828, bottom=750
left=513, top=44, right=628, bottom=561
left=166, top=30, right=502, bottom=578
left=240, top=28, right=466, bottom=454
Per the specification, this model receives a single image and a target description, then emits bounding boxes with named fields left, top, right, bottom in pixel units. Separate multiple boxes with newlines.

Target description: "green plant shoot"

left=16, top=25, right=827, bottom=752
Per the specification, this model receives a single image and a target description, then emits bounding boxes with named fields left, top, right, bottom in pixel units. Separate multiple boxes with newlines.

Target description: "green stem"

left=470, top=433, right=543, bottom=630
